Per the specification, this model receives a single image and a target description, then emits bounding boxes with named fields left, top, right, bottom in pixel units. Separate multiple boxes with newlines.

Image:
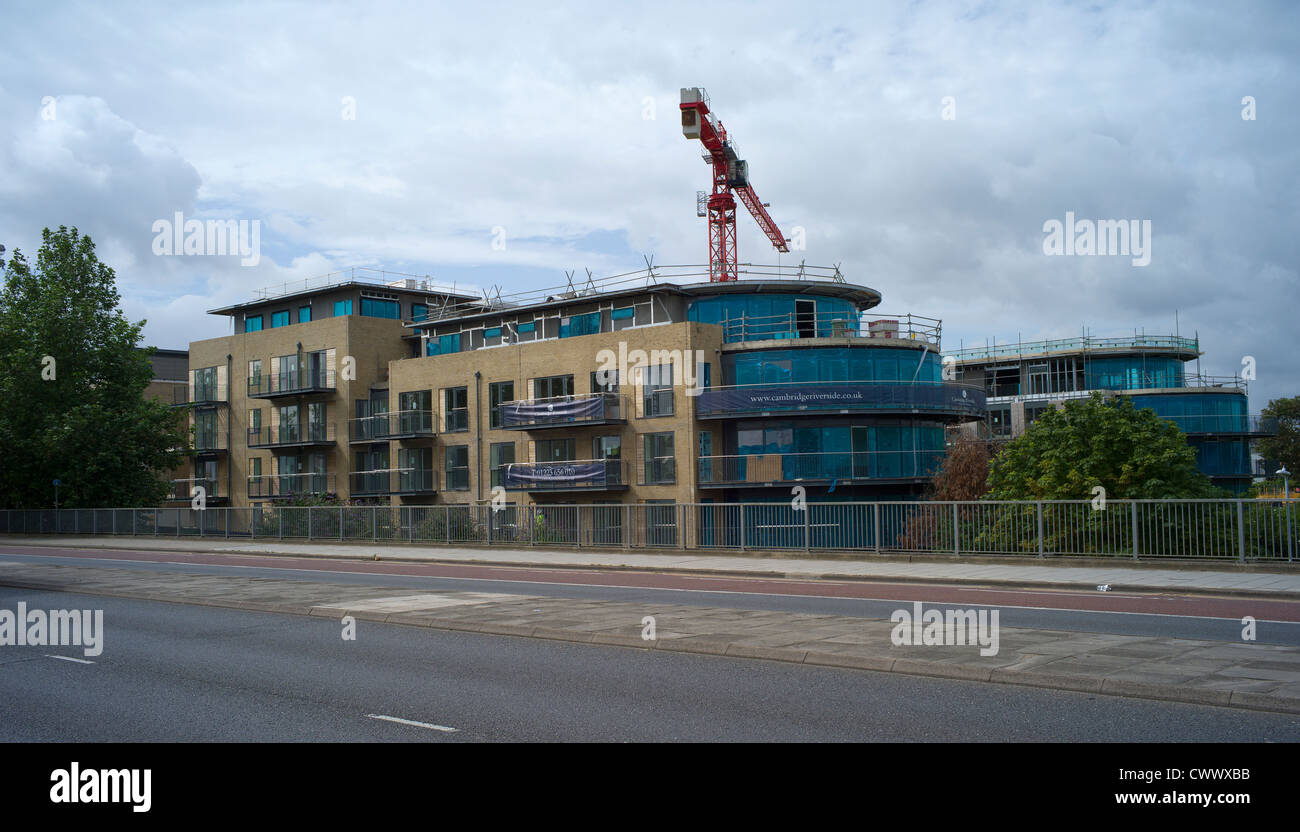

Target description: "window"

left=249, top=457, right=262, bottom=479
left=445, top=446, right=470, bottom=490
left=193, top=366, right=218, bottom=401
left=591, top=370, right=619, bottom=395
left=245, top=315, right=263, bottom=332
left=299, top=305, right=311, bottom=323
left=412, top=303, right=428, bottom=322
left=398, top=447, right=433, bottom=492
left=278, top=405, right=300, bottom=443
left=642, top=364, right=674, bottom=417
left=989, top=406, right=1013, bottom=437
left=533, top=374, right=573, bottom=400
left=307, top=402, right=327, bottom=441
left=643, top=432, right=675, bottom=484
left=333, top=299, right=353, bottom=317
left=427, top=332, right=462, bottom=356
left=397, top=390, right=432, bottom=434
left=277, top=355, right=297, bottom=391
left=361, top=296, right=399, bottom=319
left=444, top=386, right=468, bottom=432
left=489, top=381, right=514, bottom=429
left=559, top=311, right=601, bottom=338
left=271, top=310, right=290, bottom=328
left=248, top=359, right=262, bottom=387
left=535, top=438, right=575, bottom=462
left=490, top=442, right=515, bottom=488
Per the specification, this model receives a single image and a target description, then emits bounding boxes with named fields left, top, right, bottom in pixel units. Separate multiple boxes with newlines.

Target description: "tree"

left=929, top=435, right=992, bottom=500
left=0, top=227, right=186, bottom=508
left=1255, top=396, right=1300, bottom=479
left=986, top=392, right=1220, bottom=499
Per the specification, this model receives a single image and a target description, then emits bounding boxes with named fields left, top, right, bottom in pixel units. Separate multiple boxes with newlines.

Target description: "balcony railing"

left=247, top=423, right=336, bottom=448
left=247, top=369, right=336, bottom=398
left=720, top=311, right=941, bottom=345
left=498, top=393, right=627, bottom=430
left=640, top=457, right=676, bottom=485
left=698, top=450, right=945, bottom=485
left=504, top=459, right=625, bottom=491
left=348, top=410, right=435, bottom=442
left=247, top=473, right=336, bottom=499
left=948, top=334, right=1201, bottom=362
left=445, top=466, right=471, bottom=491
left=165, top=478, right=223, bottom=501
left=444, top=408, right=469, bottom=432
left=695, top=380, right=986, bottom=419
left=1165, top=414, right=1279, bottom=436
left=174, top=384, right=229, bottom=406
left=349, top=468, right=438, bottom=496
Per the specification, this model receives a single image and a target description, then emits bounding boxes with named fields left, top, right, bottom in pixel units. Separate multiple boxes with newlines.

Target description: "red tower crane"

left=680, top=87, right=789, bottom=282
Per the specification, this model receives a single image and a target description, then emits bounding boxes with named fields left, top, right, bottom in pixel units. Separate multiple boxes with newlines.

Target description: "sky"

left=1, top=0, right=1296, bottom=407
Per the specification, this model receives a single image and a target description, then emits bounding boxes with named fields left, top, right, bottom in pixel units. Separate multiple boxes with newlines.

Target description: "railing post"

left=952, top=502, right=960, bottom=556
left=873, top=502, right=881, bottom=554
left=739, top=504, right=747, bottom=552
left=1236, top=500, right=1246, bottom=563
left=803, top=503, right=810, bottom=552
left=446, top=505, right=452, bottom=544
left=623, top=504, right=630, bottom=550
left=278, top=508, right=283, bottom=539
left=308, top=507, right=313, bottom=541
left=1035, top=501, right=1044, bottom=558
left=1132, top=501, right=1140, bottom=559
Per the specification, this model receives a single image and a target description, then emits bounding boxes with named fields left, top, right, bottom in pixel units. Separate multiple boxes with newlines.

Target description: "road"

left=3, top=588, right=1298, bottom=742
left=2, top=543, right=1299, bottom=644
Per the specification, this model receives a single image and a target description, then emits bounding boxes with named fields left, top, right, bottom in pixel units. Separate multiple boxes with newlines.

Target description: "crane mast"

left=680, top=87, right=789, bottom=282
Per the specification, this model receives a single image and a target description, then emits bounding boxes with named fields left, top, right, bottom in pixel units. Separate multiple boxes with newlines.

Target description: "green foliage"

left=987, top=392, right=1220, bottom=500
left=1256, top=396, right=1300, bottom=478
left=0, top=227, right=186, bottom=508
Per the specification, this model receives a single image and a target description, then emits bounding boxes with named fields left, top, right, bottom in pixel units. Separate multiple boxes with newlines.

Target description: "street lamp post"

left=1279, top=466, right=1293, bottom=563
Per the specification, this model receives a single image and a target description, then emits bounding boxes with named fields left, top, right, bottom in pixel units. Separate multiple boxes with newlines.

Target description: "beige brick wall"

left=387, top=321, right=724, bottom=506
left=185, top=314, right=410, bottom=505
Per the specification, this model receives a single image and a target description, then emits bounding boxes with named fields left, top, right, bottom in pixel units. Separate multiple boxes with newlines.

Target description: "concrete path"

left=3, top=559, right=1299, bottom=716
left=4, top=535, right=1300, bottom=597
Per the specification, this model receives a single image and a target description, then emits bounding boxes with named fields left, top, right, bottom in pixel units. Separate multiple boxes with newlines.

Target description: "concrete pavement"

left=4, top=534, right=1300, bottom=598
left=3, top=558, right=1300, bottom=715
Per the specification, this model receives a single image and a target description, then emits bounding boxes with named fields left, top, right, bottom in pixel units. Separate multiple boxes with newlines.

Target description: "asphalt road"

left=3, top=545, right=1299, bottom=645
left=2, top=589, right=1299, bottom=742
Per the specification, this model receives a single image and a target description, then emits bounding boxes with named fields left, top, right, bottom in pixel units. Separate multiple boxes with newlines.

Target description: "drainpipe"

left=226, top=353, right=233, bottom=502
left=474, top=371, right=483, bottom=503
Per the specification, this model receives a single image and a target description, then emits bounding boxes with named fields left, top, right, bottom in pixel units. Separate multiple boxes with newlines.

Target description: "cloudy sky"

left=1, top=1, right=1296, bottom=406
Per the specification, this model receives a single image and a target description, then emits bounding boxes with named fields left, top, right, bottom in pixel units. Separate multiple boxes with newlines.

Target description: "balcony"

left=504, top=459, right=627, bottom=492
left=639, top=457, right=676, bottom=486
left=348, top=411, right=435, bottom=443
left=173, top=384, right=228, bottom=407
left=247, top=423, right=336, bottom=449
left=247, top=473, right=336, bottom=500
left=349, top=468, right=438, bottom=496
left=720, top=311, right=941, bottom=345
left=164, top=478, right=226, bottom=502
left=1165, top=414, right=1279, bottom=436
left=695, top=381, right=986, bottom=420
left=698, top=451, right=945, bottom=487
left=948, top=334, right=1201, bottom=362
left=189, top=423, right=229, bottom=455
left=247, top=369, right=336, bottom=399
left=444, top=408, right=469, bottom=433
left=498, top=393, right=628, bottom=430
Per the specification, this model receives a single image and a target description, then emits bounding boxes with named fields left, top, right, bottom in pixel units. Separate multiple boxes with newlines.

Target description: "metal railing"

left=948, top=334, right=1200, bottom=362
left=3, top=499, right=1295, bottom=561
left=247, top=369, right=336, bottom=397
left=165, top=478, right=222, bottom=501
left=498, top=393, right=626, bottom=429
left=1164, top=414, right=1278, bottom=435
left=246, top=473, right=336, bottom=499
left=444, top=408, right=469, bottom=432
left=348, top=411, right=435, bottom=442
left=349, top=468, right=438, bottom=495
left=698, top=451, right=945, bottom=484
left=247, top=423, right=336, bottom=447
left=721, top=311, right=941, bottom=345
left=174, top=384, right=229, bottom=406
